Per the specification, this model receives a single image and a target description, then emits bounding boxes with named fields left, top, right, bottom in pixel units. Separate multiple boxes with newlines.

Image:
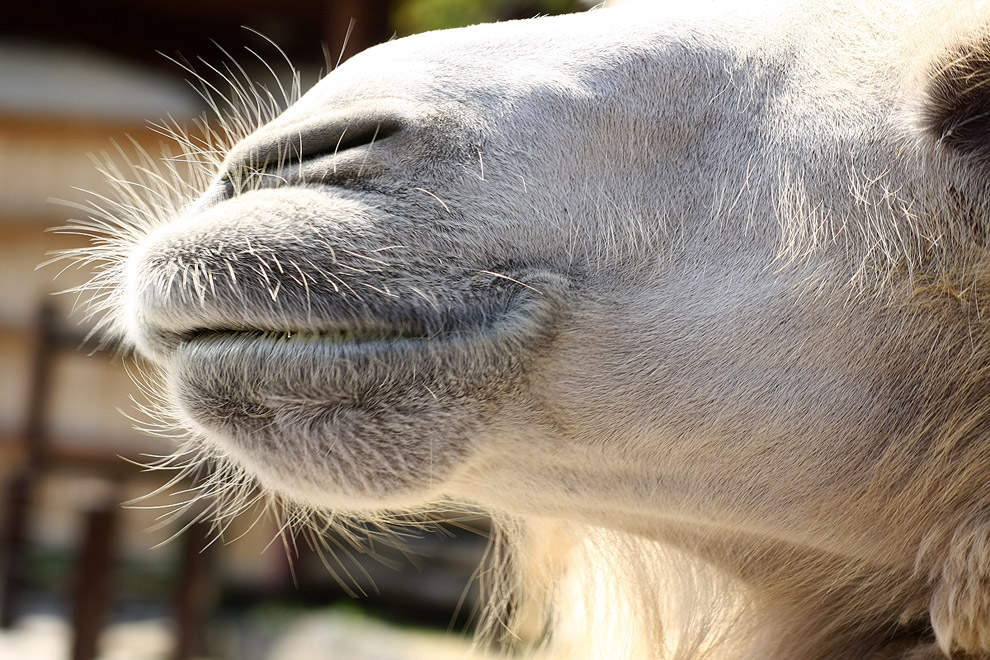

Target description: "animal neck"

left=519, top=520, right=931, bottom=660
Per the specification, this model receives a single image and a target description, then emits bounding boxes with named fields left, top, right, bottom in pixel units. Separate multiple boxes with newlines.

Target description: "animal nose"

left=218, top=101, right=410, bottom=194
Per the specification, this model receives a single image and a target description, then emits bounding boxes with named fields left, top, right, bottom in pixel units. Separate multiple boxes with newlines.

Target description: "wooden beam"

left=70, top=499, right=119, bottom=660
left=171, top=520, right=217, bottom=660
left=0, top=305, right=57, bottom=628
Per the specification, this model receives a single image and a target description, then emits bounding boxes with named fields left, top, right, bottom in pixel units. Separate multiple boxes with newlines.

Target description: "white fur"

left=63, top=1, right=990, bottom=657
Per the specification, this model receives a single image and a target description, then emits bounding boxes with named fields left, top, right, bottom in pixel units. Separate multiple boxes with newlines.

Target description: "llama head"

left=74, top=0, right=990, bottom=655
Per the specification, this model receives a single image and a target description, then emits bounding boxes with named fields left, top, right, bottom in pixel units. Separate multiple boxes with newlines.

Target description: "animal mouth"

left=123, top=175, right=568, bottom=504
left=180, top=322, right=434, bottom=352
left=161, top=271, right=565, bottom=416
left=169, top=299, right=509, bottom=377
left=157, top=269, right=555, bottom=362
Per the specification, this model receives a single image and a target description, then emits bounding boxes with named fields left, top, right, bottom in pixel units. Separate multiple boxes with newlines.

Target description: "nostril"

left=329, top=117, right=404, bottom=155
left=222, top=113, right=406, bottom=192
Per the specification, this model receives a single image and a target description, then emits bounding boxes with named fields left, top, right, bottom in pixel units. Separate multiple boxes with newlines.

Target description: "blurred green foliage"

left=393, top=0, right=582, bottom=36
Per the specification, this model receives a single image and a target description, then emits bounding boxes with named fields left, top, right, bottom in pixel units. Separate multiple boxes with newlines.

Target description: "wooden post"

left=0, top=304, right=57, bottom=628
left=172, top=520, right=217, bottom=660
left=70, top=500, right=118, bottom=660
left=0, top=469, right=35, bottom=629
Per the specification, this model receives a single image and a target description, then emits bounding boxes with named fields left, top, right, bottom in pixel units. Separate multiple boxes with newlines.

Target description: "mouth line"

left=140, top=269, right=569, bottom=368
left=180, top=321, right=445, bottom=350
left=173, top=282, right=523, bottom=356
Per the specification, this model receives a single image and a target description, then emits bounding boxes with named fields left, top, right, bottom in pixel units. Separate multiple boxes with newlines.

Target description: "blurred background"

left=0, top=1, right=586, bottom=658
